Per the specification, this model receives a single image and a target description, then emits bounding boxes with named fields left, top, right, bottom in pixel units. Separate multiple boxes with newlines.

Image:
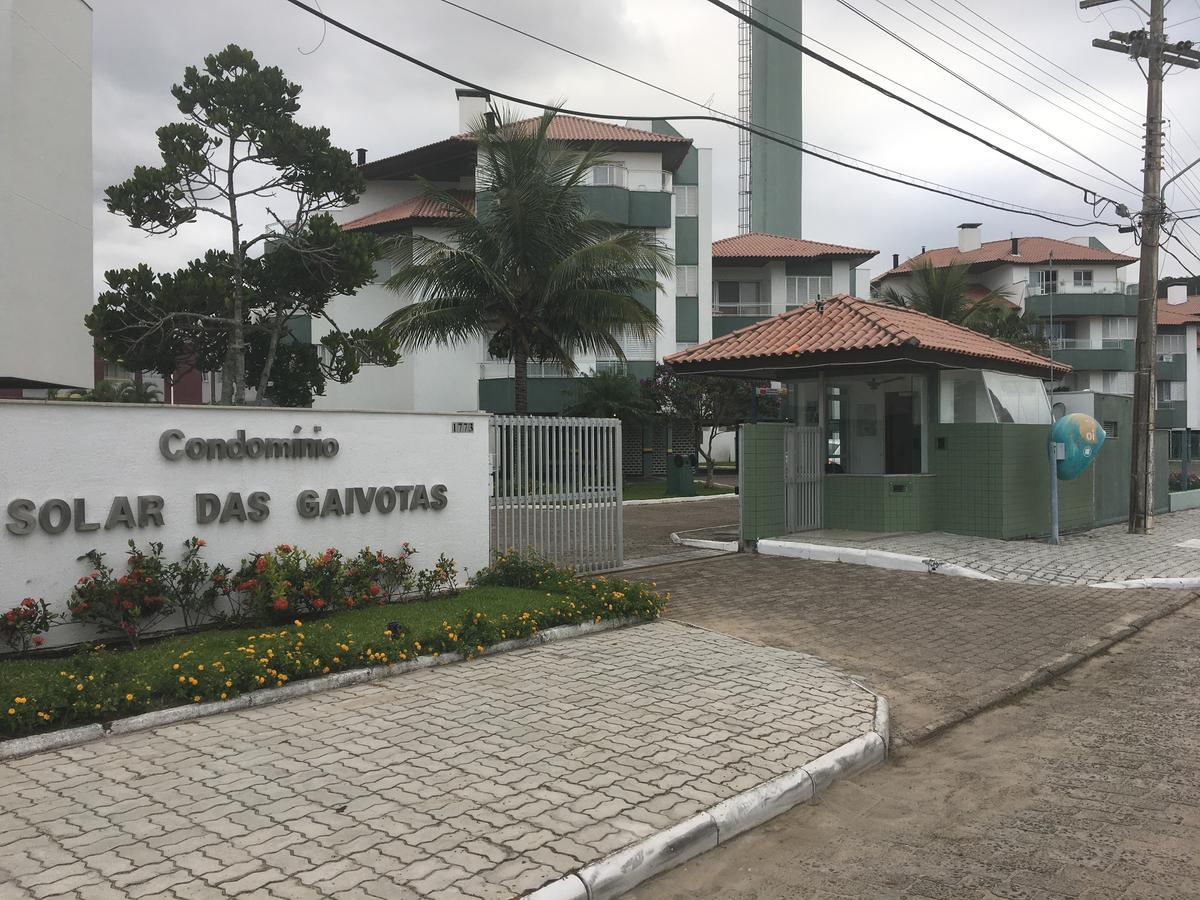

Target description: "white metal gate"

left=490, top=416, right=623, bottom=573
left=785, top=425, right=823, bottom=532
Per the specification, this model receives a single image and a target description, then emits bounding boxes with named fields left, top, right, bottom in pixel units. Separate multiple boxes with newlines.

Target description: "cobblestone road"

left=622, top=497, right=737, bottom=566
left=0, top=622, right=875, bottom=900
left=652, top=553, right=1193, bottom=742
left=787, top=506, right=1200, bottom=584
left=634, top=603, right=1200, bottom=898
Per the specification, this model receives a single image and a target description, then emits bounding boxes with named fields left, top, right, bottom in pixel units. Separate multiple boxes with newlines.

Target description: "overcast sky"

left=93, top=0, right=1200, bottom=291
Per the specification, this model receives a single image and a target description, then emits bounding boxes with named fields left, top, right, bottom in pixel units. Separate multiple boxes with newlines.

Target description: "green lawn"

left=623, top=480, right=736, bottom=501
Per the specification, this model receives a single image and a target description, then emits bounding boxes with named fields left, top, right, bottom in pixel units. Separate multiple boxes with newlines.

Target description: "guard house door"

left=784, top=425, right=823, bottom=531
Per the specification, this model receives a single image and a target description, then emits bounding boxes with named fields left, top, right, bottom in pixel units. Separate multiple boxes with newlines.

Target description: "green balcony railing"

left=1049, top=340, right=1135, bottom=372
left=1025, top=292, right=1138, bottom=318
left=1156, top=400, right=1187, bottom=430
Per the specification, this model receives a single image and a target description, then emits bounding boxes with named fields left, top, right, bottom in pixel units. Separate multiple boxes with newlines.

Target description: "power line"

left=698, top=0, right=1132, bottom=209
left=278, top=0, right=1125, bottom=227
left=429, top=0, right=1115, bottom=226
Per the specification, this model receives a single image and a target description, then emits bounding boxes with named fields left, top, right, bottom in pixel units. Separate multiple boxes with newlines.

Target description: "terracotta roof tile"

left=667, top=294, right=1069, bottom=374
left=341, top=191, right=473, bottom=231
left=875, top=237, right=1137, bottom=280
left=1157, top=295, right=1200, bottom=325
left=712, top=232, right=876, bottom=260
left=455, top=115, right=690, bottom=144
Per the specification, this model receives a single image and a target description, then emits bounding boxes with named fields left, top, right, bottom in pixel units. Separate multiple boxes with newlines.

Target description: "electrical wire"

left=278, top=0, right=1126, bottom=227
left=430, top=0, right=1114, bottom=226
left=726, top=0, right=1141, bottom=196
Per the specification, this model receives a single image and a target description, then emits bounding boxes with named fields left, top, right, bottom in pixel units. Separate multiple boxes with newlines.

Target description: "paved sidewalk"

left=634, top=603, right=1200, bottom=898
left=651, top=553, right=1194, bottom=743
left=0, top=622, right=876, bottom=900
left=782, top=506, right=1200, bottom=584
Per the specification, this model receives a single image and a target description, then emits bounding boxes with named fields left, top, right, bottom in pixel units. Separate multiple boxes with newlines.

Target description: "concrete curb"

left=897, top=591, right=1198, bottom=750
left=1094, top=576, right=1200, bottom=589
left=755, top=539, right=997, bottom=580
left=0, top=617, right=642, bottom=762
left=526, top=695, right=890, bottom=900
left=670, top=529, right=740, bottom=553
left=623, top=494, right=737, bottom=507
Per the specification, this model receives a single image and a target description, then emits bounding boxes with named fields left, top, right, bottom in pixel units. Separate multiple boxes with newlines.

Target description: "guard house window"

left=1032, top=269, right=1059, bottom=294
left=675, top=185, right=698, bottom=217
left=785, top=276, right=833, bottom=310
left=714, top=281, right=768, bottom=315
left=1073, top=270, right=1094, bottom=288
left=676, top=265, right=699, bottom=296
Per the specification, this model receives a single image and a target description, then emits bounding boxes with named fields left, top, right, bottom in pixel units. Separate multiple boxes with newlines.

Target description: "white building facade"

left=315, top=92, right=713, bottom=415
left=0, top=0, right=94, bottom=394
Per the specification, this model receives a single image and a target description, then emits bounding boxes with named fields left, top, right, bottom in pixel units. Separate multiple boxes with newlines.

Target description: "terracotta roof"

left=1157, top=296, right=1200, bottom=325
left=666, top=294, right=1069, bottom=375
left=455, top=115, right=690, bottom=145
left=712, top=233, right=876, bottom=260
left=875, top=237, right=1137, bottom=281
left=340, top=191, right=473, bottom=232
left=362, top=115, right=692, bottom=179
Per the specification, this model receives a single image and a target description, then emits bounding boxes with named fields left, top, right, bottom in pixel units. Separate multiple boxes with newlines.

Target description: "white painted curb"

left=756, top=539, right=997, bottom=581
left=1094, top=576, right=1200, bottom=589
left=624, top=493, right=737, bottom=507
left=0, top=617, right=642, bottom=761
left=670, top=530, right=739, bottom=553
left=526, top=695, right=890, bottom=899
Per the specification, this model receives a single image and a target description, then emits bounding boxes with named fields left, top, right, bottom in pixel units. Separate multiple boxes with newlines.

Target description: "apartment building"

left=873, top=224, right=1138, bottom=394
left=0, top=0, right=94, bottom=396
left=315, top=91, right=712, bottom=415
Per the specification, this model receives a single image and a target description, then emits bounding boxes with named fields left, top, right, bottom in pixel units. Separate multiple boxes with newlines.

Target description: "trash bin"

left=665, top=451, right=696, bottom=497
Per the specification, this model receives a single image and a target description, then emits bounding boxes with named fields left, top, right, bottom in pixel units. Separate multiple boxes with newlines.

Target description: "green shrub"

left=0, top=599, right=56, bottom=654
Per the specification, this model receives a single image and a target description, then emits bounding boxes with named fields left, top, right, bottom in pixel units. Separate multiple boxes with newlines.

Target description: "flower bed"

left=0, top=552, right=665, bottom=738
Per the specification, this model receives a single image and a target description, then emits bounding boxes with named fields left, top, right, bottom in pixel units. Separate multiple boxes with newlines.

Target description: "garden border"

left=526, top=694, right=890, bottom=899
left=0, top=616, right=642, bottom=761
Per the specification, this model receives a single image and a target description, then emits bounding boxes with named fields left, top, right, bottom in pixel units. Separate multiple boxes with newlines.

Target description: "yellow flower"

left=6, top=708, right=14, bottom=715
left=294, top=619, right=302, bottom=626
left=14, top=697, right=26, bottom=704
left=476, top=645, right=484, bottom=653
left=197, top=665, right=204, bottom=672
left=172, top=663, right=180, bottom=670
left=75, top=684, right=84, bottom=692
left=125, top=693, right=134, bottom=702
left=220, top=693, right=227, bottom=700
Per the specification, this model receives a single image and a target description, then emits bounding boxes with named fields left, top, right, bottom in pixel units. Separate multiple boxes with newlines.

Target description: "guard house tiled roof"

left=340, top=191, right=474, bottom=232
left=875, top=237, right=1137, bottom=281
left=666, top=294, right=1070, bottom=376
left=712, top=233, right=877, bottom=260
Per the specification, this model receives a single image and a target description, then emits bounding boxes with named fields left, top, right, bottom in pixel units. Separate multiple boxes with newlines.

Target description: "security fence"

left=490, top=416, right=623, bottom=573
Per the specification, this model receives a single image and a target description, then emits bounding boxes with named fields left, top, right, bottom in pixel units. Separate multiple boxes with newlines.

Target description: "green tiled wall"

left=824, top=475, right=935, bottom=532
left=739, top=424, right=788, bottom=542
left=675, top=297, right=699, bottom=342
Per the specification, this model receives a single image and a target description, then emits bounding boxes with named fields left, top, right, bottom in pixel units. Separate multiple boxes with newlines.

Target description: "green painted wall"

left=633, top=280, right=657, bottom=314
left=674, top=147, right=699, bottom=185
left=1053, top=344, right=1135, bottom=372
left=740, top=424, right=788, bottom=542
left=675, top=218, right=699, bottom=265
left=713, top=315, right=763, bottom=336
left=1093, top=393, right=1132, bottom=526
left=676, top=298, right=699, bottom=342
left=824, top=475, right=935, bottom=532
left=478, top=377, right=576, bottom=414
left=1025, top=293, right=1138, bottom=317
left=1157, top=354, right=1187, bottom=381
left=577, top=186, right=671, bottom=228
left=784, top=259, right=832, bottom=277
left=1157, top=401, right=1187, bottom=429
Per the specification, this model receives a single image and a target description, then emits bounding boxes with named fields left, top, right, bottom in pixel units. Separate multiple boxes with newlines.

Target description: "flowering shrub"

left=1169, top=471, right=1200, bottom=492
left=0, top=598, right=55, bottom=654
left=69, top=544, right=172, bottom=648
left=345, top=544, right=416, bottom=604
left=415, top=553, right=459, bottom=599
left=0, top=553, right=666, bottom=738
left=168, top=538, right=232, bottom=631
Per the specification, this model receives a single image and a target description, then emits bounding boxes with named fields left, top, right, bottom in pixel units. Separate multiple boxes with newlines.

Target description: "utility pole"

left=1085, top=0, right=1200, bottom=533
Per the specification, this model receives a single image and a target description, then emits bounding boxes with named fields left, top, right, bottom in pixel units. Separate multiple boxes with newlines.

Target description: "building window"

left=1102, top=420, right=1119, bottom=439
left=675, top=185, right=698, bottom=217
left=594, top=360, right=628, bottom=375
left=1157, top=332, right=1186, bottom=355
left=1032, top=270, right=1059, bottom=294
left=102, top=360, right=133, bottom=381
left=1102, top=317, right=1136, bottom=344
left=1073, top=270, right=1094, bottom=288
left=676, top=265, right=699, bottom=296
left=1103, top=371, right=1134, bottom=395
left=785, top=275, right=833, bottom=309
left=1157, top=380, right=1186, bottom=403
left=1169, top=430, right=1200, bottom=460
left=588, top=165, right=627, bottom=187
left=597, top=327, right=655, bottom=365
left=714, top=281, right=768, bottom=315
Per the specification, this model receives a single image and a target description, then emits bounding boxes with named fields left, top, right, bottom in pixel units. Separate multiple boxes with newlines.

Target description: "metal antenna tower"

left=737, top=0, right=753, bottom=233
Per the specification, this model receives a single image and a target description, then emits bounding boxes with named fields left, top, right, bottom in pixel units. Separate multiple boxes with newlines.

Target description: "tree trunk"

left=703, top=427, right=721, bottom=488
left=513, top=350, right=529, bottom=414
left=255, top=313, right=285, bottom=404
left=223, top=139, right=246, bottom=405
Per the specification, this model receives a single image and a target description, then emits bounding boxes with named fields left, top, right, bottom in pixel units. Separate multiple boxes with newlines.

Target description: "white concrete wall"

left=697, top=148, right=713, bottom=345
left=0, top=0, right=93, bottom=389
left=0, top=402, right=491, bottom=647
left=1188, top=323, right=1200, bottom=431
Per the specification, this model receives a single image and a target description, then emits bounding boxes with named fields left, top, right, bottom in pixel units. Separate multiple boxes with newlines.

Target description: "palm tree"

left=877, top=261, right=1009, bottom=326
left=564, top=369, right=655, bottom=424
left=381, top=110, right=672, bottom=413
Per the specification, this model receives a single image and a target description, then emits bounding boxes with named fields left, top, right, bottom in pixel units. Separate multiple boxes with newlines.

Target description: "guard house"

left=665, top=295, right=1161, bottom=541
